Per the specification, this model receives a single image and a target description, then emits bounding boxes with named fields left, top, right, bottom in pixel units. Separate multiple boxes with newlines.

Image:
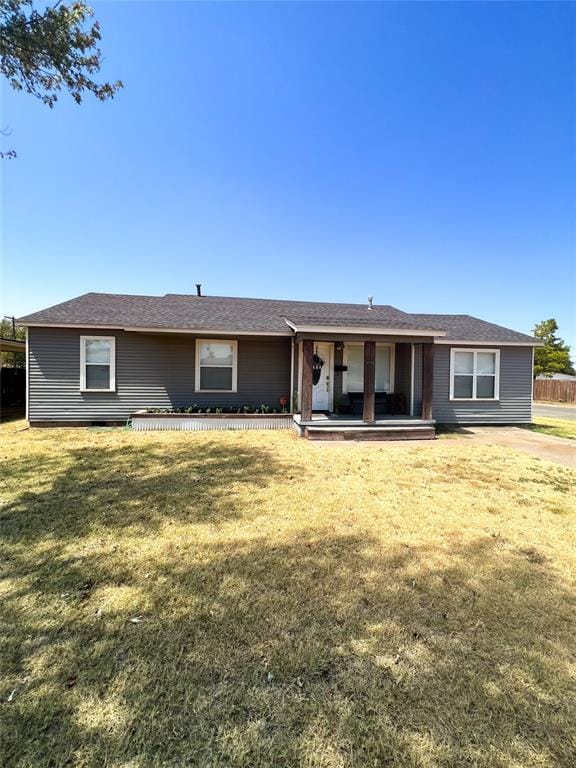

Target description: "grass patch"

left=1, top=422, right=575, bottom=767
left=527, top=416, right=576, bottom=440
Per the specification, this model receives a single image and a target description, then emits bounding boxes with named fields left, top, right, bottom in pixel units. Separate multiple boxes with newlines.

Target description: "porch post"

left=421, top=342, right=434, bottom=420
left=301, top=339, right=314, bottom=422
left=363, top=341, right=376, bottom=423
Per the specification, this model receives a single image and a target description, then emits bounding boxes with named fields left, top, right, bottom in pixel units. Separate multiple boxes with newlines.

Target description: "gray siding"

left=432, top=345, right=532, bottom=424
left=28, top=328, right=534, bottom=425
left=28, top=328, right=291, bottom=422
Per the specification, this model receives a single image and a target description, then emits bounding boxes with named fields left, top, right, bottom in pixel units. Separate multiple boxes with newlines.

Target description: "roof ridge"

left=405, top=310, right=483, bottom=317
left=84, top=292, right=166, bottom=299
left=163, top=293, right=404, bottom=310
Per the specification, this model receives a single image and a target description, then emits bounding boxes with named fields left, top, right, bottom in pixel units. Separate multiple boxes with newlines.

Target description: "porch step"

left=303, top=425, right=436, bottom=441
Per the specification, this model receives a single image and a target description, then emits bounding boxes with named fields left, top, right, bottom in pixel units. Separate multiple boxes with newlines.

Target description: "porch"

left=295, top=336, right=436, bottom=440
left=293, top=413, right=436, bottom=441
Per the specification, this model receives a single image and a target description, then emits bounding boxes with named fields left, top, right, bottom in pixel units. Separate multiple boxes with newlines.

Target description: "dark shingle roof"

left=17, top=292, right=538, bottom=343
left=397, top=313, right=538, bottom=343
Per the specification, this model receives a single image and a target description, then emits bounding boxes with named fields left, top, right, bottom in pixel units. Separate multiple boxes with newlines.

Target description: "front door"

left=312, top=343, right=332, bottom=411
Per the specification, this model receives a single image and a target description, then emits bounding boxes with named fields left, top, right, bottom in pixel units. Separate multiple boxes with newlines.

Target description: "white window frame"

left=195, top=339, right=238, bottom=393
left=80, top=335, right=116, bottom=392
left=342, top=342, right=395, bottom=394
left=449, top=348, right=500, bottom=401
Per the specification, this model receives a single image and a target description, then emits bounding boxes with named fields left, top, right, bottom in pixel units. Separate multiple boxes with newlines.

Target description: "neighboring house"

left=18, top=291, right=541, bottom=439
left=0, top=338, right=26, bottom=354
left=0, top=338, right=26, bottom=409
left=535, top=373, right=576, bottom=381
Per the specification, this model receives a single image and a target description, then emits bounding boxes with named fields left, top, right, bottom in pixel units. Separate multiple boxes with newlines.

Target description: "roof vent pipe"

left=196, top=284, right=202, bottom=297
left=368, top=296, right=373, bottom=310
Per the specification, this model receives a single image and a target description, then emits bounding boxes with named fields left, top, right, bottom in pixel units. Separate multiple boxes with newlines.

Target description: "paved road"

left=534, top=403, right=576, bottom=420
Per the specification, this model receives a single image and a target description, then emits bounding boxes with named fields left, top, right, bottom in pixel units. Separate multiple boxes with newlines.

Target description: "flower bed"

left=146, top=404, right=288, bottom=415
left=131, top=410, right=293, bottom=432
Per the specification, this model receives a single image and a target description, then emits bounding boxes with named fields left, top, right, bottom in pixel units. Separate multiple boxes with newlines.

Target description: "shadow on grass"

left=0, top=406, right=25, bottom=423
left=2, top=526, right=575, bottom=766
left=435, top=425, right=477, bottom=437
left=1, top=438, right=289, bottom=545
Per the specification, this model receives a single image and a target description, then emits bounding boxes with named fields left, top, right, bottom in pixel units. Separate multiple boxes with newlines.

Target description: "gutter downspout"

left=289, top=336, right=295, bottom=413
left=25, top=327, right=29, bottom=423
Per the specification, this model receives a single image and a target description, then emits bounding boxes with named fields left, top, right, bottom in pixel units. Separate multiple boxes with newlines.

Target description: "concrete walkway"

left=533, top=403, right=576, bottom=420
left=450, top=426, right=576, bottom=469
left=313, top=425, right=575, bottom=468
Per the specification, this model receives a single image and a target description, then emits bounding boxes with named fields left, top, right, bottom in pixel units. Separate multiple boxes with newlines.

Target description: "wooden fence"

left=1, top=367, right=26, bottom=407
left=534, top=379, right=576, bottom=404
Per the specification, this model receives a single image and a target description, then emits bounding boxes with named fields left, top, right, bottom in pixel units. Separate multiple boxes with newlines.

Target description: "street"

left=533, top=402, right=576, bottom=420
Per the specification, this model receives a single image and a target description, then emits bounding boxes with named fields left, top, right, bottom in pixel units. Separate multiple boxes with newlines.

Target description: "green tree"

left=0, top=0, right=122, bottom=106
left=0, top=317, right=25, bottom=367
left=0, top=1, right=122, bottom=156
left=533, top=319, right=575, bottom=378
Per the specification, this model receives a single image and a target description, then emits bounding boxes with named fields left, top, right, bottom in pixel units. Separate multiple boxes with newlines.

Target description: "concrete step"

left=303, top=425, right=436, bottom=441
left=299, top=419, right=435, bottom=428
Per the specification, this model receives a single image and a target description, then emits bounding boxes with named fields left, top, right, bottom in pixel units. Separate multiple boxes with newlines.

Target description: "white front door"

left=312, top=343, right=333, bottom=411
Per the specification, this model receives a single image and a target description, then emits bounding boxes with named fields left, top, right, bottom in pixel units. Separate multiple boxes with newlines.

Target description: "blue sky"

left=1, top=1, right=575, bottom=350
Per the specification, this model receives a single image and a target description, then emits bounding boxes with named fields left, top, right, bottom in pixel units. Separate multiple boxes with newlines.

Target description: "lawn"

left=529, top=416, right=576, bottom=441
left=1, top=422, right=575, bottom=768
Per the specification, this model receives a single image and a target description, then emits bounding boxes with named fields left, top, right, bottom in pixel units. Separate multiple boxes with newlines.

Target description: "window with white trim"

left=80, top=336, right=116, bottom=391
left=195, top=340, right=238, bottom=392
left=450, top=349, right=500, bottom=400
left=343, top=343, right=394, bottom=393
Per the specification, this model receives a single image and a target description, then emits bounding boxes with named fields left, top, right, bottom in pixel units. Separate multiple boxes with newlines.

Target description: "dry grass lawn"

left=1, top=421, right=575, bottom=768
left=529, top=416, right=576, bottom=441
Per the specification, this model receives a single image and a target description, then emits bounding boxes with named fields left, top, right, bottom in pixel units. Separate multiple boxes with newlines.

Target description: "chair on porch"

left=343, top=392, right=407, bottom=417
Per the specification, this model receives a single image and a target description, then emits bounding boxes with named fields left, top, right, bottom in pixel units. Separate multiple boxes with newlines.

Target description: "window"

left=450, top=348, right=500, bottom=400
left=344, top=344, right=364, bottom=392
left=195, top=340, right=237, bottom=392
left=343, top=343, right=394, bottom=393
left=80, top=336, right=116, bottom=391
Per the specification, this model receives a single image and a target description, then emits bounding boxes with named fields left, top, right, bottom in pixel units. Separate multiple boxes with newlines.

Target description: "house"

left=17, top=291, right=540, bottom=439
left=535, top=373, right=576, bottom=381
left=0, top=337, right=26, bottom=354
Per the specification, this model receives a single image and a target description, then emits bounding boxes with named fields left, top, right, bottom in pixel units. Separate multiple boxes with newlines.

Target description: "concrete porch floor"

left=294, top=413, right=435, bottom=426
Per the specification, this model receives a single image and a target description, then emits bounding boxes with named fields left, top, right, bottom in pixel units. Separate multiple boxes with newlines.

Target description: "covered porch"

left=293, top=334, right=437, bottom=440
